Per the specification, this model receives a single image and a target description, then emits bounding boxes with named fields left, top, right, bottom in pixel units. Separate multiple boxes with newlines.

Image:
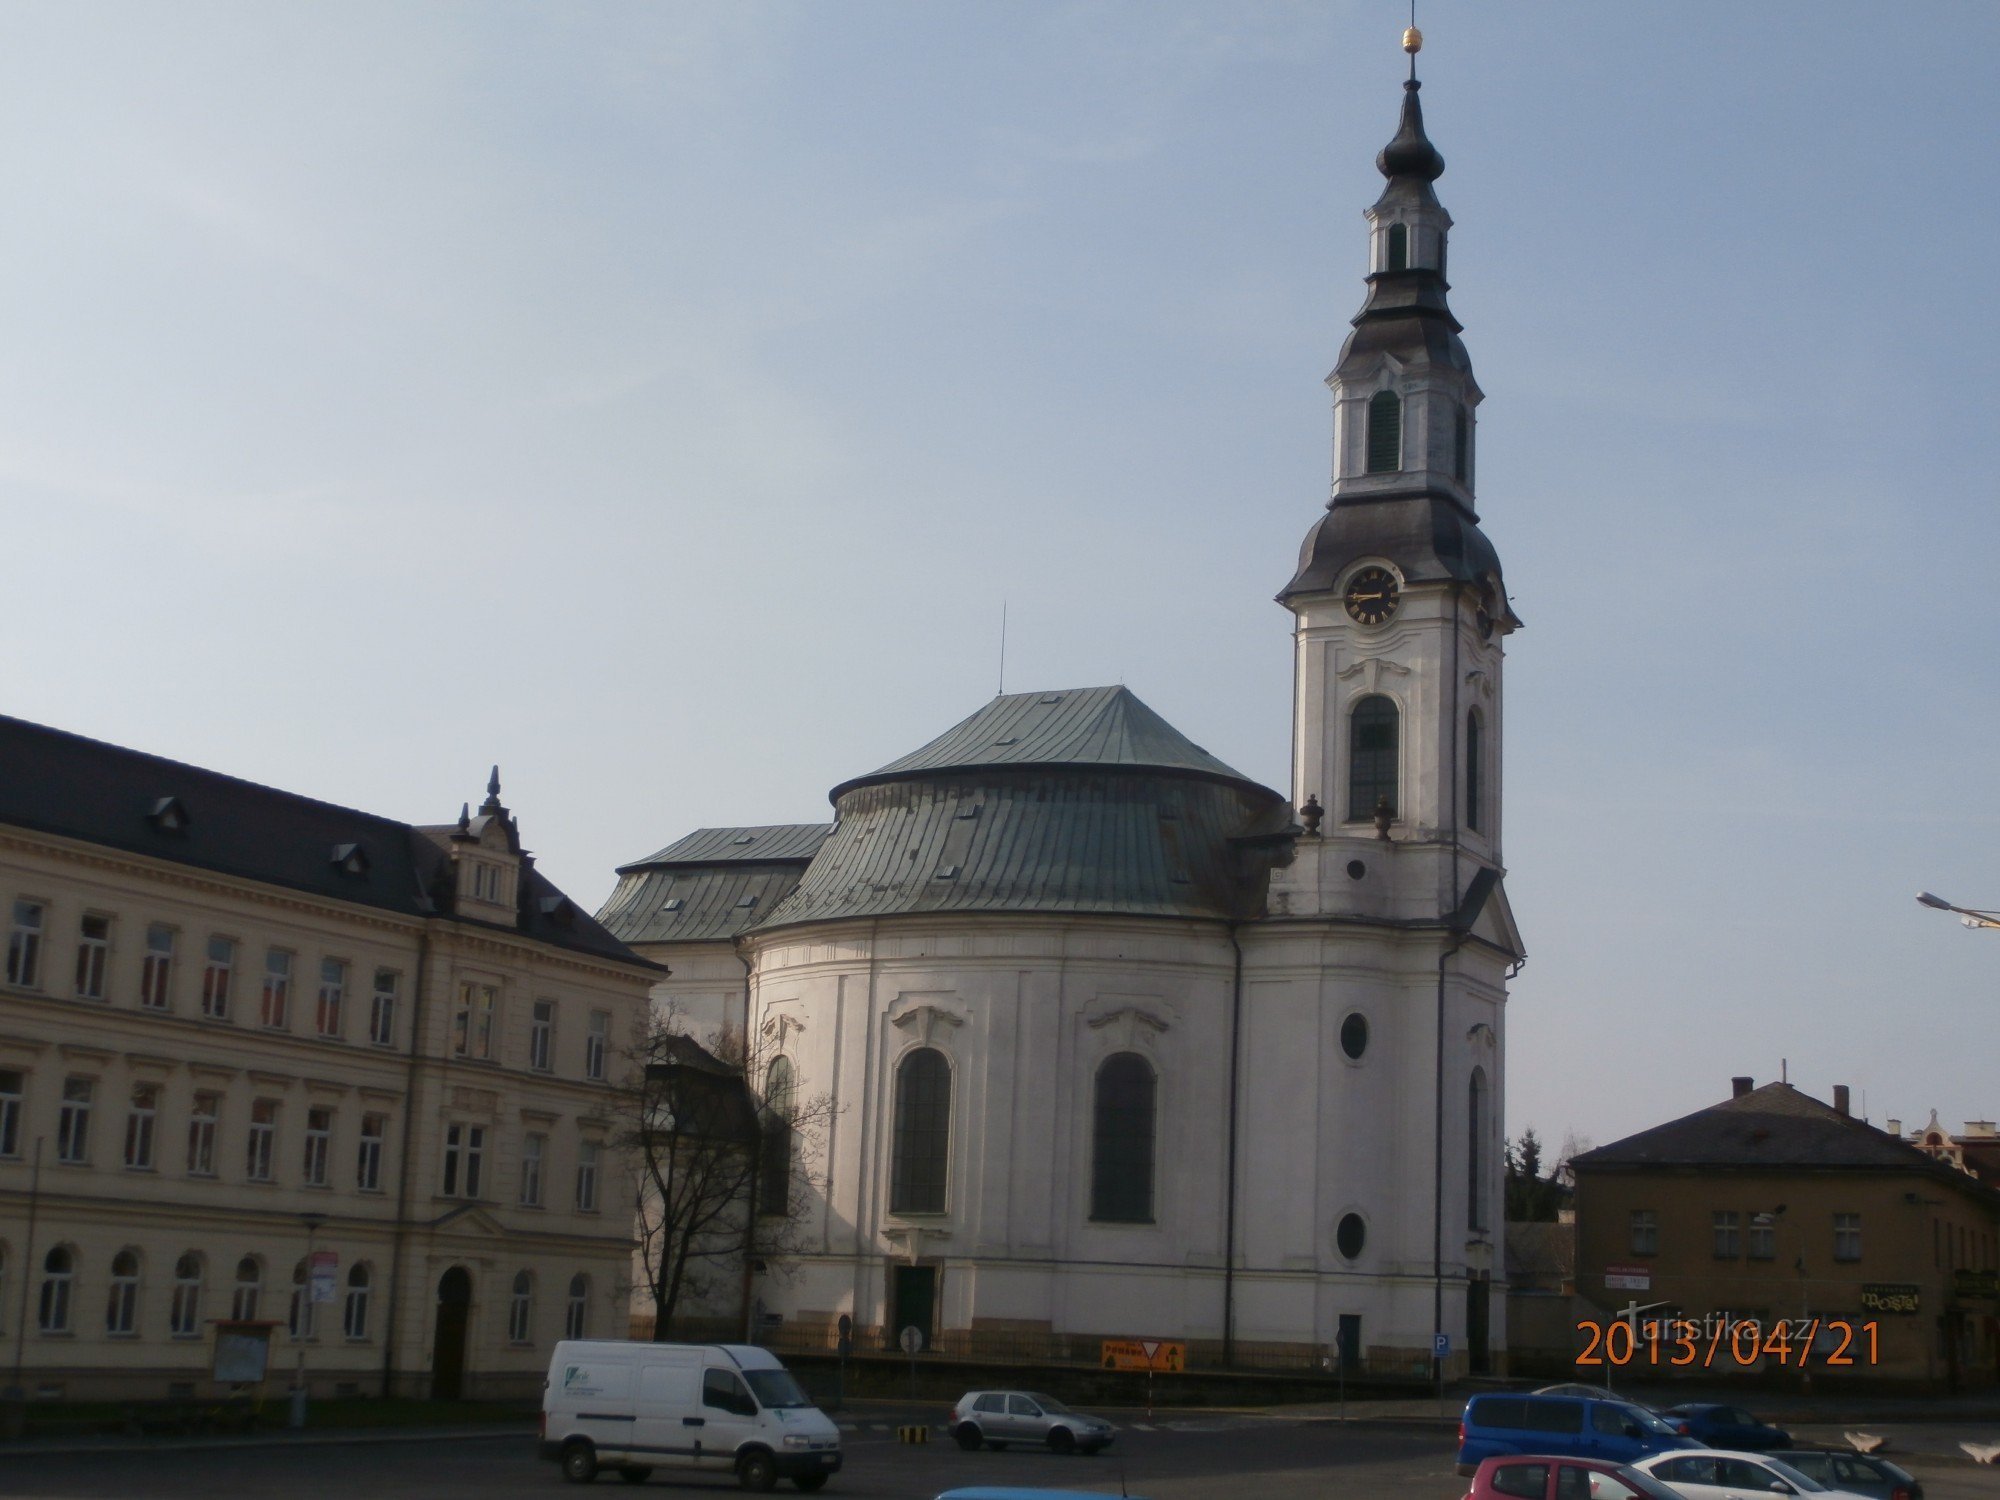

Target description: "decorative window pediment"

left=888, top=997, right=964, bottom=1047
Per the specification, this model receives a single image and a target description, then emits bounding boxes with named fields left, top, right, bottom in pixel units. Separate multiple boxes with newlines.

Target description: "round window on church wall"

left=1339, top=1013, right=1369, bottom=1061
left=1336, top=1213, right=1366, bottom=1260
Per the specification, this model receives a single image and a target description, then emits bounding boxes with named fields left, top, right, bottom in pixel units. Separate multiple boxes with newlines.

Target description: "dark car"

left=1783, top=1449, right=1923, bottom=1500
left=1460, top=1454, right=1684, bottom=1500
left=1659, top=1403, right=1791, bottom=1451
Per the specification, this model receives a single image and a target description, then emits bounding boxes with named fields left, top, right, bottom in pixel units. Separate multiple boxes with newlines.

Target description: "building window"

left=1347, top=695, right=1400, bottom=822
left=231, top=1256, right=262, bottom=1321
left=1748, top=1214, right=1776, bottom=1261
left=1834, top=1212, right=1862, bottom=1263
left=565, top=1273, right=588, bottom=1339
left=124, top=1083, right=158, bottom=1171
left=316, top=959, right=346, bottom=1038
left=1630, top=1209, right=1659, bottom=1256
left=247, top=1099, right=278, bottom=1182
left=759, top=1056, right=795, bottom=1218
left=585, top=1011, right=609, bottom=1081
left=261, top=950, right=292, bottom=1029
left=1467, top=1068, right=1489, bottom=1232
left=140, top=925, right=176, bottom=1010
left=105, top=1248, right=139, bottom=1335
left=1090, top=1052, right=1156, bottom=1223
left=56, top=1078, right=93, bottom=1164
left=575, top=1140, right=599, bottom=1212
left=170, top=1253, right=202, bottom=1337
left=369, top=969, right=398, bottom=1047
left=6, top=900, right=44, bottom=989
left=508, top=1270, right=533, bottom=1343
left=1365, top=389, right=1402, bottom=474
left=1385, top=221, right=1408, bottom=271
left=303, top=1107, right=333, bottom=1187
left=202, top=936, right=235, bottom=1019
left=441, top=1123, right=485, bottom=1198
left=342, top=1264, right=370, bottom=1341
left=39, top=1246, right=73, bottom=1333
left=357, top=1114, right=386, bottom=1192
left=0, top=1069, right=22, bottom=1159
left=1335, top=1212, right=1366, bottom=1260
left=453, top=982, right=497, bottom=1059
left=187, top=1091, right=220, bottom=1176
left=1465, top=709, right=1483, bottom=833
left=1712, top=1210, right=1741, bottom=1259
left=288, top=1259, right=313, bottom=1339
left=520, top=1131, right=546, bottom=1207
left=890, top=1047, right=951, bottom=1215
left=74, top=914, right=110, bottom=1000
left=529, top=1000, right=555, bottom=1072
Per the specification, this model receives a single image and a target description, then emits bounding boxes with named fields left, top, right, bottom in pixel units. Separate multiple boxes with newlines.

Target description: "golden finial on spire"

left=1403, top=26, right=1423, bottom=55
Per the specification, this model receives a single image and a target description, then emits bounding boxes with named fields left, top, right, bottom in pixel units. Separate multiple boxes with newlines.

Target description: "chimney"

left=1732, top=1076, right=1754, bottom=1098
left=1887, top=1118, right=1903, bottom=1138
left=1833, top=1085, right=1851, bottom=1118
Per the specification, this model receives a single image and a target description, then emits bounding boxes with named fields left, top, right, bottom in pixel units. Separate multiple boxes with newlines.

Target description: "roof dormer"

left=449, top=766, right=524, bottom=924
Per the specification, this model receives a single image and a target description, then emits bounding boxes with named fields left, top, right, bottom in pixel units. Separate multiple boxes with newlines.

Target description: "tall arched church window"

left=1468, top=1068, right=1489, bottom=1231
left=758, top=1055, right=795, bottom=1218
left=1385, top=222, right=1408, bottom=271
left=1090, top=1053, right=1156, bottom=1224
left=1347, top=696, right=1399, bottom=822
left=890, top=1048, right=951, bottom=1214
left=1453, top=406, right=1470, bottom=484
left=1366, top=391, right=1402, bottom=474
left=1465, top=709, right=1484, bottom=833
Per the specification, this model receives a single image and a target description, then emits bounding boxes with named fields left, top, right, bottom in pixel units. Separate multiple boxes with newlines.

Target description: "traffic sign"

left=899, top=1324, right=924, bottom=1355
left=1100, top=1338, right=1186, bottom=1372
left=1432, top=1332, right=1451, bottom=1359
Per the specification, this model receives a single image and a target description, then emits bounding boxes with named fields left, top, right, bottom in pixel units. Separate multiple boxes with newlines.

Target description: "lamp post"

left=1754, top=1206, right=1810, bottom=1390
left=291, top=1213, right=326, bottom=1429
left=1916, top=892, right=2000, bottom=930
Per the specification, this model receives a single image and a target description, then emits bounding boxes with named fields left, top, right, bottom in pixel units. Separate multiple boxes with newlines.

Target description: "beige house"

left=0, top=714, right=657, bottom=1402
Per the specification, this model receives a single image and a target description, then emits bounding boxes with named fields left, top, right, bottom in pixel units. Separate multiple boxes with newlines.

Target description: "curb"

left=0, top=1424, right=533, bottom=1461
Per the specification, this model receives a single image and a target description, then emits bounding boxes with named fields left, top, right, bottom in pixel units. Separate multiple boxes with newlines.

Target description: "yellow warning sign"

left=1100, top=1338, right=1186, bottom=1372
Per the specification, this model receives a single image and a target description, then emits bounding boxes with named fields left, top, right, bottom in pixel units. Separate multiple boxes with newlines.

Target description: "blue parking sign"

left=1433, top=1332, right=1450, bottom=1358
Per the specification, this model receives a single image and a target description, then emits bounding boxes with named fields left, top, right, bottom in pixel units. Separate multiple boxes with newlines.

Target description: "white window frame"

left=170, top=1253, right=202, bottom=1337
left=187, top=1091, right=220, bottom=1176
left=0, top=1068, right=22, bottom=1159
left=106, top=1249, right=139, bottom=1336
left=202, top=935, right=235, bottom=1019
left=508, top=1270, right=533, bottom=1343
left=342, top=1264, right=370, bottom=1341
left=565, top=1274, right=588, bottom=1339
left=231, top=1257, right=261, bottom=1321
left=575, top=1139, right=599, bottom=1212
left=247, top=1099, right=278, bottom=1182
left=302, top=1107, right=333, bottom=1187
left=74, top=913, right=111, bottom=1000
left=442, top=1122, right=485, bottom=1198
left=39, top=1246, right=74, bottom=1333
left=585, top=1011, right=609, bottom=1081
left=261, top=949, right=292, bottom=1030
left=368, top=969, right=398, bottom=1047
left=1630, top=1209, right=1658, bottom=1256
left=7, top=899, right=45, bottom=989
left=316, top=958, right=346, bottom=1038
left=1834, top=1212, right=1862, bottom=1263
left=140, top=924, right=176, bottom=1010
left=124, top=1082, right=158, bottom=1171
left=357, top=1113, right=385, bottom=1192
left=529, top=1000, right=555, bottom=1072
left=56, top=1077, right=93, bottom=1164
left=520, top=1131, right=546, bottom=1207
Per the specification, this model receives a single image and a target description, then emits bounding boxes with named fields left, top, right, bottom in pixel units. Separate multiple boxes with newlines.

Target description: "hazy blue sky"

left=5, top=2, right=1996, bottom=1156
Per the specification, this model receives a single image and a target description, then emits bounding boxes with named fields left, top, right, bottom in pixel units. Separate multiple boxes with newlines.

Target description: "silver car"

left=1629, top=1449, right=1873, bottom=1500
left=1782, top=1450, right=1922, bottom=1500
left=949, top=1391, right=1114, bottom=1454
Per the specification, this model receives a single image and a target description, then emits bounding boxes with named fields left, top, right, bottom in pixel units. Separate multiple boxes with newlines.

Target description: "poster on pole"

left=309, top=1249, right=340, bottom=1305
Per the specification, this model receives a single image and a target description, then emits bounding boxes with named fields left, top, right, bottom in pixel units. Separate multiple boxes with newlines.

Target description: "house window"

left=231, top=1256, right=262, bottom=1321
left=1834, top=1212, right=1862, bottom=1263
left=187, top=1091, right=220, bottom=1176
left=453, top=982, right=497, bottom=1059
left=56, top=1078, right=93, bottom=1164
left=6, top=900, right=44, bottom=988
left=575, top=1140, right=599, bottom=1212
left=565, top=1273, right=588, bottom=1339
left=1712, top=1210, right=1741, bottom=1259
left=1465, top=710, right=1483, bottom=833
left=0, top=1069, right=22, bottom=1159
left=39, top=1246, right=74, bottom=1333
left=316, top=959, right=346, bottom=1038
left=202, top=936, right=235, bottom=1019
left=508, top=1270, right=533, bottom=1343
left=247, top=1099, right=278, bottom=1182
left=1385, top=221, right=1408, bottom=271
left=1630, top=1209, right=1658, bottom=1256
left=441, top=1123, right=485, bottom=1198
left=520, top=1131, right=546, bottom=1207
left=1748, top=1215, right=1776, bottom=1260
left=759, top=1056, right=795, bottom=1217
left=303, top=1107, right=333, bottom=1187
left=288, top=1260, right=313, bottom=1339
left=170, top=1253, right=202, bottom=1337
left=369, top=969, right=398, bottom=1047
left=890, top=1047, right=951, bottom=1215
left=124, top=1083, right=158, bottom=1171
left=1467, top=1068, right=1489, bottom=1231
left=1347, top=695, right=1400, bottom=822
left=342, top=1264, right=370, bottom=1341
left=105, top=1248, right=139, bottom=1335
left=260, top=949, right=292, bottom=1030
left=1090, top=1052, right=1156, bottom=1223
left=585, top=1011, right=609, bottom=1081
left=1365, top=389, right=1402, bottom=474
left=140, top=925, right=176, bottom=1010
left=74, top=914, right=110, bottom=999
left=357, top=1114, right=385, bottom=1192
left=529, top=1000, right=555, bottom=1072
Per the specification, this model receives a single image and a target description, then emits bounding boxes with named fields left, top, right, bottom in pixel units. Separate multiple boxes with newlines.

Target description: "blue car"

left=1457, top=1393, right=1698, bottom=1475
left=1660, top=1402, right=1792, bottom=1451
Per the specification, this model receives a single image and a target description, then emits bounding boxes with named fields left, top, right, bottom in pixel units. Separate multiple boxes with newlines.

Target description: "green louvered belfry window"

left=1348, top=695, right=1399, bottom=821
left=1385, top=222, right=1408, bottom=271
left=1465, top=709, right=1484, bottom=833
left=1366, top=390, right=1402, bottom=474
left=1090, top=1053, right=1156, bottom=1224
left=890, top=1047, right=950, bottom=1214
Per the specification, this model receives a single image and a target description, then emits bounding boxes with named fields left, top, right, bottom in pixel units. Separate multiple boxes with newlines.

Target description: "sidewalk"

left=0, top=1422, right=533, bottom=1461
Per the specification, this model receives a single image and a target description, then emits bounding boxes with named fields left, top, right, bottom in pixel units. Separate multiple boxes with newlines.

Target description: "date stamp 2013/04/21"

left=1576, top=1315, right=1882, bottom=1370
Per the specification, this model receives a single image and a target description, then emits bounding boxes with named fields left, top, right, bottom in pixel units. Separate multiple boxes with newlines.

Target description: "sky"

left=4, top=2, right=1997, bottom=1157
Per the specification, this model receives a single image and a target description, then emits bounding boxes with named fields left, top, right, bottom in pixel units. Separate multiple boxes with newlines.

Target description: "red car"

left=1462, top=1454, right=1685, bottom=1500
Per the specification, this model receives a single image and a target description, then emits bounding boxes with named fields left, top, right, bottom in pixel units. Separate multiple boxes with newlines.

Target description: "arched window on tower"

left=1090, top=1053, right=1156, bottom=1224
left=1453, top=406, right=1470, bottom=484
left=1385, top=222, right=1408, bottom=271
left=1366, top=391, right=1402, bottom=474
left=1347, top=696, right=1399, bottom=822
left=1465, top=709, right=1484, bottom=834
left=1468, top=1068, right=1489, bottom=1232
left=890, top=1048, right=950, bottom=1215
left=758, top=1055, right=795, bottom=1218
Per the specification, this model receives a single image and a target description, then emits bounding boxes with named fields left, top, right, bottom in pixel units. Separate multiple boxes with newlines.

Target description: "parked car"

left=1628, top=1449, right=1872, bottom=1500
left=1457, top=1393, right=1699, bottom=1475
left=1659, top=1403, right=1792, bottom=1450
left=948, top=1392, right=1114, bottom=1454
left=1783, top=1449, right=1923, bottom=1500
left=1460, top=1454, right=1685, bottom=1500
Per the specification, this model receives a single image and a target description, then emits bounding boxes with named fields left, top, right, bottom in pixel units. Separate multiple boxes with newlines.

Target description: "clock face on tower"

left=1343, top=566, right=1400, bottom=625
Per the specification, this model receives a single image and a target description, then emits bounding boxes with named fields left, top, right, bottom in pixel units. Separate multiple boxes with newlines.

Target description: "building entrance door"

left=1336, top=1314, right=1362, bottom=1375
left=432, top=1266, right=472, bottom=1399
left=891, top=1264, right=936, bottom=1351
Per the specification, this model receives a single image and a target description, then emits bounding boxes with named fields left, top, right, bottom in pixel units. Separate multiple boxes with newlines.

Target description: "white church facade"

left=597, top=59, right=1523, bottom=1377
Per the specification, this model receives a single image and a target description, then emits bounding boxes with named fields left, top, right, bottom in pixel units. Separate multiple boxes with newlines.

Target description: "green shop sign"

left=1859, top=1283, right=1921, bottom=1314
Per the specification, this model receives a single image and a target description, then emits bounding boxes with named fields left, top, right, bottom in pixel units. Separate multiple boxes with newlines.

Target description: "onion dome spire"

left=1377, top=78, right=1444, bottom=182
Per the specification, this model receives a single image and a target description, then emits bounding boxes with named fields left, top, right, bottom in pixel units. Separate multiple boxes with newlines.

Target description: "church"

left=597, top=43, right=1524, bottom=1378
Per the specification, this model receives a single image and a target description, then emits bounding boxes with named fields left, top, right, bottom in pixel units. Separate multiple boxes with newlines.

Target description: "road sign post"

left=899, top=1324, right=922, bottom=1400
left=835, top=1314, right=852, bottom=1411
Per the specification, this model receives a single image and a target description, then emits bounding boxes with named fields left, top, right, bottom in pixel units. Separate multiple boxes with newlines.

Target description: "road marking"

left=1129, top=1422, right=1154, bottom=1431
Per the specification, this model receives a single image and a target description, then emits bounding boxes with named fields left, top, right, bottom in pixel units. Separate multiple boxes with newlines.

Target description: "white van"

left=541, top=1340, right=843, bottom=1489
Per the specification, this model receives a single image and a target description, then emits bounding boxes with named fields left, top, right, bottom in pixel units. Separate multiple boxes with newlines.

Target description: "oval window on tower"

left=1336, top=1213, right=1367, bottom=1261
left=1340, top=1013, right=1369, bottom=1061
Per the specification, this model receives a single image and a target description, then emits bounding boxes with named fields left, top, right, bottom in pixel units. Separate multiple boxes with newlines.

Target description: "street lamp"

left=1753, top=1206, right=1811, bottom=1389
left=1916, top=892, right=2000, bottom=930
left=291, top=1213, right=326, bottom=1429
